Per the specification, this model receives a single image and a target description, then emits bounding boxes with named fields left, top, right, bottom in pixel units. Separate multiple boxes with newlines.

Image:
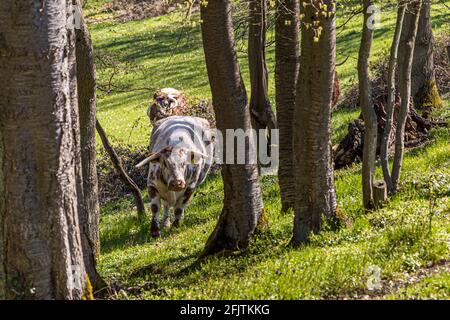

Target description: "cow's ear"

left=161, top=146, right=173, bottom=156
left=190, top=151, right=204, bottom=165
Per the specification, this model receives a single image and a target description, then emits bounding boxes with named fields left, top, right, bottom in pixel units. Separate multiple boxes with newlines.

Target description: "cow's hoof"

left=162, top=219, right=171, bottom=228
left=151, top=229, right=161, bottom=238
left=151, top=221, right=161, bottom=238
left=172, top=219, right=181, bottom=228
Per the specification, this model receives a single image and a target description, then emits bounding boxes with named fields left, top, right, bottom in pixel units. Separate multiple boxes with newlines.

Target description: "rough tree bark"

left=200, top=0, right=264, bottom=256
left=358, top=0, right=378, bottom=210
left=96, top=119, right=146, bottom=218
left=292, top=0, right=338, bottom=244
left=74, top=0, right=106, bottom=291
left=380, top=1, right=406, bottom=194
left=248, top=0, right=277, bottom=170
left=0, top=129, right=4, bottom=298
left=411, top=0, right=442, bottom=110
left=0, top=1, right=90, bottom=299
left=68, top=0, right=96, bottom=298
left=275, top=0, right=299, bottom=213
left=447, top=43, right=450, bottom=62
left=392, top=0, right=423, bottom=192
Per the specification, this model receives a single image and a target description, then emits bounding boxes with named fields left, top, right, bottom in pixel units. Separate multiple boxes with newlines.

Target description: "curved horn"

left=136, top=153, right=161, bottom=168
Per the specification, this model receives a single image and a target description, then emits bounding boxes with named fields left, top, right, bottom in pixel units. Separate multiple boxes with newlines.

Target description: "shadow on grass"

left=129, top=252, right=199, bottom=278
left=100, top=174, right=223, bottom=254
left=100, top=215, right=151, bottom=254
left=100, top=211, right=218, bottom=254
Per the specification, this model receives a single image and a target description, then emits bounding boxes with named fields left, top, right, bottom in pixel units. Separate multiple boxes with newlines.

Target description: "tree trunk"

left=411, top=0, right=442, bottom=110
left=96, top=119, right=146, bottom=218
left=373, top=180, right=388, bottom=209
left=248, top=0, right=277, bottom=170
left=0, top=1, right=89, bottom=299
left=74, top=0, right=106, bottom=291
left=200, top=0, right=264, bottom=256
left=447, top=43, right=450, bottom=62
left=333, top=101, right=444, bottom=170
left=292, top=0, right=338, bottom=244
left=275, top=0, right=299, bottom=213
left=392, top=0, right=423, bottom=192
left=68, top=0, right=95, bottom=299
left=358, top=0, right=377, bottom=210
left=0, top=129, right=4, bottom=298
left=380, top=1, right=406, bottom=195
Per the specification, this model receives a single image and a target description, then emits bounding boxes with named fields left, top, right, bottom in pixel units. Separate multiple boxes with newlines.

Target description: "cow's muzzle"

left=168, top=179, right=186, bottom=191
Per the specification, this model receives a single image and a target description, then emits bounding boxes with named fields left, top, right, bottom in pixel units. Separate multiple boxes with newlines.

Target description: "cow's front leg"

left=173, top=187, right=193, bottom=228
left=172, top=206, right=185, bottom=228
left=148, top=186, right=161, bottom=238
left=162, top=204, right=171, bottom=228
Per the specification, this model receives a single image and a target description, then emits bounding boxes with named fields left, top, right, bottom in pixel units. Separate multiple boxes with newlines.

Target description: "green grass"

left=89, top=1, right=450, bottom=147
left=384, top=272, right=450, bottom=300
left=89, top=1, right=450, bottom=299
left=98, top=128, right=450, bottom=299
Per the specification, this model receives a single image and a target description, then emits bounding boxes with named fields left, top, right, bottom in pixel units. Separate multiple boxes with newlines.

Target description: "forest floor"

left=85, top=1, right=450, bottom=299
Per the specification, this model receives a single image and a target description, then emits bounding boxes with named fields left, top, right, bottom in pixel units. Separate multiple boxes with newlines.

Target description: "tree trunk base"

left=200, top=209, right=240, bottom=258
left=373, top=180, right=388, bottom=209
left=414, top=79, right=442, bottom=111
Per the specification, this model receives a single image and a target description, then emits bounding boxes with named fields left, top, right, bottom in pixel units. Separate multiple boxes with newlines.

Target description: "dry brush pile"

left=334, top=36, right=449, bottom=169
left=101, top=0, right=197, bottom=23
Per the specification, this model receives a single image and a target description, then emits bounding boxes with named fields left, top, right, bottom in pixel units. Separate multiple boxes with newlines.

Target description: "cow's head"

left=146, top=90, right=180, bottom=122
left=148, top=146, right=204, bottom=192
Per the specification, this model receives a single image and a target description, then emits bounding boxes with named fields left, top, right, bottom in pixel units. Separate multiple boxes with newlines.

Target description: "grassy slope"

left=100, top=129, right=449, bottom=299
left=87, top=1, right=450, bottom=299
left=384, top=271, right=450, bottom=300
left=88, top=1, right=449, bottom=147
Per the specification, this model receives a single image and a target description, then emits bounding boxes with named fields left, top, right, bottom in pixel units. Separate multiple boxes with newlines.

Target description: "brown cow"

left=147, top=88, right=188, bottom=123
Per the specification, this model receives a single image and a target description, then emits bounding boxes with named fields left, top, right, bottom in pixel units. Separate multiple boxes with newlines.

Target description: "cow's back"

left=150, top=117, right=210, bottom=151
left=150, top=116, right=214, bottom=185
